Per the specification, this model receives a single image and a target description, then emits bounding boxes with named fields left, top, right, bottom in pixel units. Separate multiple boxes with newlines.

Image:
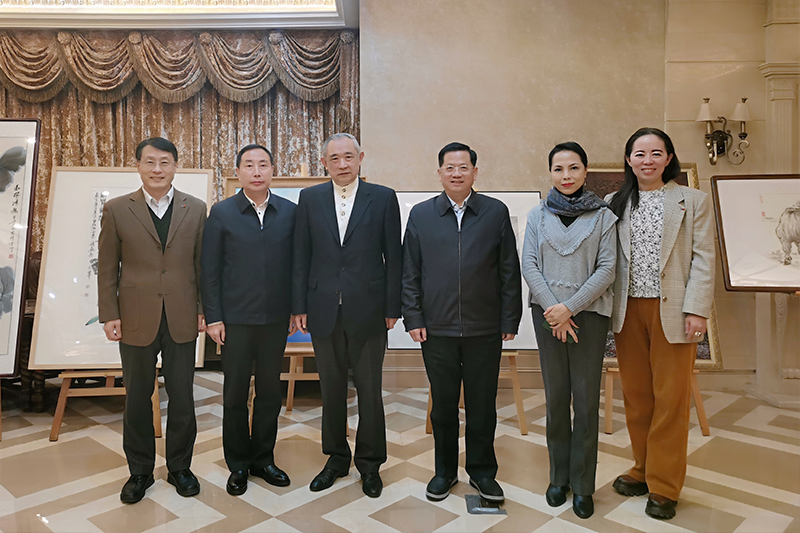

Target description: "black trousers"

left=532, top=305, right=608, bottom=496
left=421, top=333, right=502, bottom=480
left=221, top=321, right=288, bottom=472
left=311, top=310, right=387, bottom=476
left=119, top=310, right=197, bottom=475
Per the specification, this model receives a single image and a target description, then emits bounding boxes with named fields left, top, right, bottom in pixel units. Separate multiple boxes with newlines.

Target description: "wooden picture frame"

left=388, top=191, right=542, bottom=351
left=711, top=174, right=800, bottom=292
left=29, top=167, right=213, bottom=370
left=0, top=119, right=40, bottom=376
left=586, top=163, right=722, bottom=370
left=225, top=176, right=330, bottom=200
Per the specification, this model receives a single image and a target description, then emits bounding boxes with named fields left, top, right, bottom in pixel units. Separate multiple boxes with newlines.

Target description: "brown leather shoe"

left=612, top=474, right=649, bottom=497
left=645, top=494, right=677, bottom=520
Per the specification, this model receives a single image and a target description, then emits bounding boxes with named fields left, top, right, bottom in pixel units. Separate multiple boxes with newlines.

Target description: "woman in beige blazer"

left=604, top=128, right=714, bottom=521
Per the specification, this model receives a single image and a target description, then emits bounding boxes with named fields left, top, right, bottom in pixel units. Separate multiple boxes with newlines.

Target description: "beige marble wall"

left=359, top=0, right=665, bottom=195
left=665, top=0, right=768, bottom=374
left=361, top=0, right=772, bottom=387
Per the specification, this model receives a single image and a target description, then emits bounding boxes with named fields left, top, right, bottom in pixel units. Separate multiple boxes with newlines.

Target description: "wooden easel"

left=50, top=370, right=161, bottom=441
left=603, top=367, right=710, bottom=436
left=282, top=345, right=319, bottom=412
left=425, top=351, right=528, bottom=436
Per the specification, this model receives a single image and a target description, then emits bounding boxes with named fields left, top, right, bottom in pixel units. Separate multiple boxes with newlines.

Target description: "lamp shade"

left=695, top=100, right=715, bottom=122
left=730, top=98, right=751, bottom=122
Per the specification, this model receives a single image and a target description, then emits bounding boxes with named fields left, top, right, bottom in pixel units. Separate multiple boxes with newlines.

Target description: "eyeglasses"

left=140, top=159, right=175, bottom=169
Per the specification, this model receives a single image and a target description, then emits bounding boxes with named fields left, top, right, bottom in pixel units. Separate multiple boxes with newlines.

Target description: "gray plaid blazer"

left=605, top=180, right=715, bottom=344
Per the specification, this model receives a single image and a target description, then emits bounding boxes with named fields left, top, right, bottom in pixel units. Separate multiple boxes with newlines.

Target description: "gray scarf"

left=545, top=186, right=608, bottom=217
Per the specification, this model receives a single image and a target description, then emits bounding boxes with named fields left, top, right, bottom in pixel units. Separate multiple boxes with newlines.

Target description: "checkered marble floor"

left=1, top=371, right=799, bottom=533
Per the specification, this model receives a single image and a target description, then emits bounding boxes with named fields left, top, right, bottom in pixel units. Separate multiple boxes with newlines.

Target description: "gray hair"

left=320, top=133, right=361, bottom=158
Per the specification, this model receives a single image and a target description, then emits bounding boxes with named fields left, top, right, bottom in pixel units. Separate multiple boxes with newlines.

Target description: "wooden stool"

left=243, top=344, right=347, bottom=435
left=50, top=370, right=162, bottom=441
left=603, top=367, right=709, bottom=436
left=281, top=345, right=319, bottom=412
left=425, top=351, right=528, bottom=436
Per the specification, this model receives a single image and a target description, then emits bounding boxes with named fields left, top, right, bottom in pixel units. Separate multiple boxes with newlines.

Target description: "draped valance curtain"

left=0, top=29, right=358, bottom=250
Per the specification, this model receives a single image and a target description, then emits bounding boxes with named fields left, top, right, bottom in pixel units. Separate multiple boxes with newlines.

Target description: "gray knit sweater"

left=521, top=203, right=618, bottom=317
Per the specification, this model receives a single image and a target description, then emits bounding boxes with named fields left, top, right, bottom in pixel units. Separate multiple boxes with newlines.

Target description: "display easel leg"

left=691, top=371, right=710, bottom=436
left=604, top=367, right=710, bottom=436
left=50, top=375, right=73, bottom=441
left=152, top=376, right=162, bottom=438
left=285, top=356, right=298, bottom=412
left=604, top=369, right=614, bottom=434
left=425, top=386, right=433, bottom=435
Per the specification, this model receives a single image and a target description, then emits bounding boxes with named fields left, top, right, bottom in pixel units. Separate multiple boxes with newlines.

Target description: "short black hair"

left=438, top=142, right=477, bottom=167
left=135, top=137, right=178, bottom=162
left=236, top=144, right=273, bottom=168
left=548, top=141, right=588, bottom=170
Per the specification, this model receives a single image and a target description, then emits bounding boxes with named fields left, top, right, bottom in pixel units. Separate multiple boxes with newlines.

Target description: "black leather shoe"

left=469, top=477, right=504, bottom=502
left=251, top=464, right=290, bottom=487
left=309, top=467, right=348, bottom=492
left=425, top=476, right=458, bottom=501
left=612, top=475, right=649, bottom=497
left=545, top=484, right=570, bottom=507
left=573, top=495, right=594, bottom=519
left=120, top=474, right=154, bottom=504
left=362, top=473, right=383, bottom=498
left=645, top=494, right=677, bottom=520
left=167, top=469, right=200, bottom=497
left=227, top=470, right=248, bottom=496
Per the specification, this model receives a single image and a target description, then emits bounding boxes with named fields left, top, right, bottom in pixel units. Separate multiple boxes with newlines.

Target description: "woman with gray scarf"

left=521, top=141, right=617, bottom=519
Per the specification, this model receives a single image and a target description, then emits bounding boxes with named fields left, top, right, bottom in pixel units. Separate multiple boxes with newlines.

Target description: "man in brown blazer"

left=98, top=137, right=207, bottom=504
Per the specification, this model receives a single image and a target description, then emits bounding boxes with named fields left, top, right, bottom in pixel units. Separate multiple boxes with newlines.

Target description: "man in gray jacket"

left=402, top=142, right=522, bottom=503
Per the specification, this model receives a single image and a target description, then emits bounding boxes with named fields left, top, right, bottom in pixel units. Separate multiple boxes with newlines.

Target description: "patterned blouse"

left=629, top=187, right=665, bottom=298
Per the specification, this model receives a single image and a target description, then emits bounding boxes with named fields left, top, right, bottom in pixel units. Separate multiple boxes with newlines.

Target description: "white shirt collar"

left=243, top=190, right=270, bottom=210
left=446, top=190, right=471, bottom=210
left=333, top=177, right=359, bottom=198
left=142, top=186, right=174, bottom=207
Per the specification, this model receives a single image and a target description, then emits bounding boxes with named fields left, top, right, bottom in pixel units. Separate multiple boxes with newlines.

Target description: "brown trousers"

left=614, top=298, right=696, bottom=501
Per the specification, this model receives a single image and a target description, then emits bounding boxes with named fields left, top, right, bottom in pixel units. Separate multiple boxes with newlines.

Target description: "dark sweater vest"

left=149, top=200, right=174, bottom=252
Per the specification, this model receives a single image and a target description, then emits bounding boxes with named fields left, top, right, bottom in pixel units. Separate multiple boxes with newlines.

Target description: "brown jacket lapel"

left=166, top=189, right=190, bottom=248
left=127, top=188, right=161, bottom=245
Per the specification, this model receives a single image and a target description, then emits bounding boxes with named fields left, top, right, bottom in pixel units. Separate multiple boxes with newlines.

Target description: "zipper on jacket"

left=458, top=225, right=463, bottom=337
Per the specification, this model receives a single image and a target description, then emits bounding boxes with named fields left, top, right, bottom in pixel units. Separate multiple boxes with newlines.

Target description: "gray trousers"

left=532, top=305, right=608, bottom=496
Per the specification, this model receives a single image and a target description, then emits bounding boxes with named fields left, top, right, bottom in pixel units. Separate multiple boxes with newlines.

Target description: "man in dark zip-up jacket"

left=402, top=142, right=522, bottom=504
left=201, top=144, right=295, bottom=497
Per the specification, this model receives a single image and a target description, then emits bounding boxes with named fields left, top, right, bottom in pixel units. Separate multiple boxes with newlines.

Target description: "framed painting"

left=388, top=191, right=542, bottom=351
left=586, top=162, right=699, bottom=198
left=586, top=163, right=722, bottom=370
left=711, top=174, right=800, bottom=292
left=29, top=168, right=213, bottom=370
left=0, top=119, right=40, bottom=376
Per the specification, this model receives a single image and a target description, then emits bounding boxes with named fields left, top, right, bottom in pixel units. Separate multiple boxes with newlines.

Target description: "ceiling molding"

left=0, top=0, right=358, bottom=29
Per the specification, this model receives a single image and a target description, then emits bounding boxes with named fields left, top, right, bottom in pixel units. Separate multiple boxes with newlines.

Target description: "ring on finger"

left=694, top=331, right=702, bottom=337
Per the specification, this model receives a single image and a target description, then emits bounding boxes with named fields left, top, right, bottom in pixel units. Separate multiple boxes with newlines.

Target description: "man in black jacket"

left=201, top=144, right=295, bottom=496
left=402, top=142, right=522, bottom=503
left=292, top=133, right=402, bottom=498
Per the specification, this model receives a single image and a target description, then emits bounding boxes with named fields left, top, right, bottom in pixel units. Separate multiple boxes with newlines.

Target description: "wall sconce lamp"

left=695, top=97, right=751, bottom=165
